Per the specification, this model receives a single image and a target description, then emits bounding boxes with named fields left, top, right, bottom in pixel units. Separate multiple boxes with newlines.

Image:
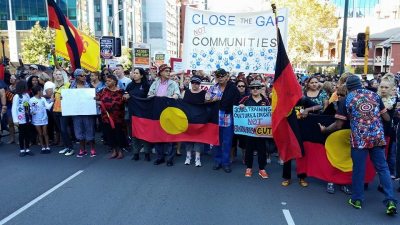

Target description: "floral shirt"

left=306, top=90, right=328, bottom=110
left=335, top=88, right=386, bottom=149
left=97, top=88, right=125, bottom=125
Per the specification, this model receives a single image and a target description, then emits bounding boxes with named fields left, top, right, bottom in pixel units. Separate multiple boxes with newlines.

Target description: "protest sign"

left=233, top=106, right=272, bottom=138
left=61, top=89, right=97, bottom=116
left=133, top=43, right=151, bottom=68
left=155, top=53, right=166, bottom=66
left=183, top=7, right=288, bottom=74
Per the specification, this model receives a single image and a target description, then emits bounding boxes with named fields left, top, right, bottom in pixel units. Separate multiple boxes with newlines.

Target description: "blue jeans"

left=213, top=125, right=234, bottom=166
left=53, top=112, right=73, bottom=149
left=351, top=146, right=397, bottom=205
left=155, top=143, right=174, bottom=162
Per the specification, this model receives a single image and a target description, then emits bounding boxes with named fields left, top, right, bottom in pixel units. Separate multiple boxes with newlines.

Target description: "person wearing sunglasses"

left=238, top=80, right=270, bottom=179
left=231, top=80, right=248, bottom=163
left=181, top=76, right=206, bottom=167
left=206, top=68, right=240, bottom=173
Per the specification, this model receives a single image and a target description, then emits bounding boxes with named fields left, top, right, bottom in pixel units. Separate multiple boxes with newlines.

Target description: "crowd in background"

left=1, top=61, right=400, bottom=214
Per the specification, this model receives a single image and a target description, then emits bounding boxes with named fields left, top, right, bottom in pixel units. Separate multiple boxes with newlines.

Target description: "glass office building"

left=0, top=0, right=78, bottom=30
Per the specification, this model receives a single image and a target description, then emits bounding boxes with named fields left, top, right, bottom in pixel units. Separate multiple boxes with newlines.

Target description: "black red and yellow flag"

left=271, top=29, right=303, bottom=162
left=47, top=0, right=83, bottom=70
left=297, top=115, right=375, bottom=185
left=129, top=96, right=219, bottom=145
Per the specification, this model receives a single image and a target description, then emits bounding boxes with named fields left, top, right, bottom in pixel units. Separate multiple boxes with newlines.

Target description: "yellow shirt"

left=53, top=82, right=70, bottom=113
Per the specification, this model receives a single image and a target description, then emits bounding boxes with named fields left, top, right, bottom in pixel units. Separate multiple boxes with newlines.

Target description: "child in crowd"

left=11, top=80, right=33, bottom=157
left=29, top=85, right=54, bottom=154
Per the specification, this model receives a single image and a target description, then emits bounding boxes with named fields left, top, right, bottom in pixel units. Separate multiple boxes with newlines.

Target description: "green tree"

left=21, top=22, right=55, bottom=65
left=276, top=0, right=338, bottom=67
left=120, top=47, right=132, bottom=70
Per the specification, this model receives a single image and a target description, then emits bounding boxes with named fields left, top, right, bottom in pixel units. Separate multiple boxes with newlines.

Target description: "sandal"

left=299, top=179, right=309, bottom=187
left=281, top=179, right=291, bottom=187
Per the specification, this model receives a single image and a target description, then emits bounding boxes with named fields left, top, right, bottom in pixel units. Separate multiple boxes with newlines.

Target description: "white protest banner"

left=61, top=89, right=97, bottom=116
left=183, top=7, right=288, bottom=74
left=233, top=106, right=272, bottom=138
left=173, top=62, right=183, bottom=72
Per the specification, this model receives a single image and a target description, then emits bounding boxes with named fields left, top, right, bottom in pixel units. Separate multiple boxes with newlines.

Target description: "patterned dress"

left=97, top=88, right=125, bottom=126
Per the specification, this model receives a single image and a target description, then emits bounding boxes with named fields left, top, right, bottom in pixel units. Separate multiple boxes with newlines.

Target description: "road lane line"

left=0, top=170, right=84, bottom=225
left=282, top=209, right=295, bottom=225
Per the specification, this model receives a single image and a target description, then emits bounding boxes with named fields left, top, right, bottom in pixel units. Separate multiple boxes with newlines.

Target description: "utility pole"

left=363, top=26, right=369, bottom=74
left=339, top=0, right=349, bottom=75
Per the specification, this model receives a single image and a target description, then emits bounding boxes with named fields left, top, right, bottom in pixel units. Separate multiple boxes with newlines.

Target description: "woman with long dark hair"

left=124, top=68, right=152, bottom=161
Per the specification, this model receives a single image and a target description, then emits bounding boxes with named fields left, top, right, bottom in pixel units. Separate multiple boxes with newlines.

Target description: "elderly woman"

left=97, top=74, right=126, bottom=159
left=71, top=69, right=96, bottom=157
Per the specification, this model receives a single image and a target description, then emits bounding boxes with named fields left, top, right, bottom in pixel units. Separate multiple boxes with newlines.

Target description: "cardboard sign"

left=233, top=106, right=272, bottom=138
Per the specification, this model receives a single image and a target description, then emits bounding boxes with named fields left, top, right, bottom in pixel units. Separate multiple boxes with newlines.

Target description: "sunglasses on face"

left=250, top=86, right=262, bottom=90
left=216, top=74, right=226, bottom=78
left=237, top=85, right=245, bottom=88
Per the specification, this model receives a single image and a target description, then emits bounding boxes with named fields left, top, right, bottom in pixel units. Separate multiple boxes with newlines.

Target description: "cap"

left=73, top=68, right=85, bottom=77
left=190, top=76, right=202, bottom=84
left=215, top=68, right=227, bottom=77
left=29, top=65, right=38, bottom=70
left=249, top=80, right=263, bottom=87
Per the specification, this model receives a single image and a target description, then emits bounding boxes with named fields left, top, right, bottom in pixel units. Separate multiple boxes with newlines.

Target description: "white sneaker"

left=266, top=157, right=272, bottom=164
left=195, top=158, right=202, bottom=167
left=184, top=156, right=191, bottom=165
left=65, top=149, right=75, bottom=156
left=278, top=158, right=284, bottom=165
left=59, top=148, right=69, bottom=154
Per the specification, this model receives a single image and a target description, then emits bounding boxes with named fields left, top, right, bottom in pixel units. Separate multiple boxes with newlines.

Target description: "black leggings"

left=19, top=123, right=31, bottom=150
left=103, top=123, right=125, bottom=149
left=245, top=137, right=266, bottom=170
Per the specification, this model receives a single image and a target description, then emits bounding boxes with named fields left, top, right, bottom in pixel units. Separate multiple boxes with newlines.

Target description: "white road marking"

left=283, top=209, right=295, bottom=225
left=0, top=170, right=84, bottom=225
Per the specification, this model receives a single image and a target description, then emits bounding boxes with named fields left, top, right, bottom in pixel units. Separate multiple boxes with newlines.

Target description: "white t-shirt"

left=29, top=96, right=54, bottom=125
left=118, top=76, right=132, bottom=90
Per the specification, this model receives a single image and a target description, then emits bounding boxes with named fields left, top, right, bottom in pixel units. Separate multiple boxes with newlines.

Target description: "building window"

left=149, top=22, right=162, bottom=39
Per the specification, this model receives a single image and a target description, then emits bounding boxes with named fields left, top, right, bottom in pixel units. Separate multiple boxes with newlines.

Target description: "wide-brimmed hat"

left=158, top=64, right=172, bottom=76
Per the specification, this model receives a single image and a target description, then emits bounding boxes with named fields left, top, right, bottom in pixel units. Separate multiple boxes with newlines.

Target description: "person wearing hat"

left=69, top=69, right=97, bottom=158
left=238, top=80, right=270, bottom=179
left=27, top=64, right=40, bottom=81
left=320, top=75, right=397, bottom=215
left=148, top=64, right=180, bottom=166
left=181, top=76, right=206, bottom=167
left=206, top=68, right=240, bottom=173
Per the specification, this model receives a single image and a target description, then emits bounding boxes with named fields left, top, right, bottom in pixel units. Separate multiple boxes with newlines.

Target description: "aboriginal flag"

left=271, top=29, right=303, bottom=162
left=129, top=96, right=219, bottom=145
left=47, top=0, right=83, bottom=70
left=297, top=115, right=375, bottom=185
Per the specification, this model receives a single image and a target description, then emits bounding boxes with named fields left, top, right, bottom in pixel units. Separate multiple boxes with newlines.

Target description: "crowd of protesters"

left=0, top=60, right=399, bottom=215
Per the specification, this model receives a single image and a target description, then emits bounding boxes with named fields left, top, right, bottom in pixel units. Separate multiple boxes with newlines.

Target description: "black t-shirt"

left=183, top=89, right=206, bottom=104
left=126, top=81, right=150, bottom=98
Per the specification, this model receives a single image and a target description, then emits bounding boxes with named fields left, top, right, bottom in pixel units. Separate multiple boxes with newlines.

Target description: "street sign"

left=100, top=36, right=115, bottom=59
left=133, top=43, right=151, bottom=68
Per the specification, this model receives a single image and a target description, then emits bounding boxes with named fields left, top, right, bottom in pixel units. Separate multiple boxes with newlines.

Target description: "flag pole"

left=271, top=3, right=279, bottom=49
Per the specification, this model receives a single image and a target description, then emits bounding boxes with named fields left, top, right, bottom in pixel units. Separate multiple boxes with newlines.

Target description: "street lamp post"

left=383, top=45, right=390, bottom=73
left=109, top=7, right=133, bottom=36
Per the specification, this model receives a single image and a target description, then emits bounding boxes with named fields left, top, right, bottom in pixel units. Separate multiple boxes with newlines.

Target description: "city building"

left=142, top=0, right=180, bottom=59
left=0, top=0, right=144, bottom=62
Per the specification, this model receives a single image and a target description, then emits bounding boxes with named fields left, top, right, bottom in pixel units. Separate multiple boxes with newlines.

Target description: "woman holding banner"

left=124, top=68, right=152, bottom=161
left=238, top=80, right=269, bottom=179
left=97, top=74, right=126, bottom=159
left=70, top=69, right=96, bottom=158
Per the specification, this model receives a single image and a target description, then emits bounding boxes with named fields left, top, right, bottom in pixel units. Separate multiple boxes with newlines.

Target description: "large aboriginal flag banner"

left=47, top=0, right=84, bottom=70
left=129, top=96, right=219, bottom=145
left=271, top=29, right=303, bottom=162
left=298, top=115, right=375, bottom=185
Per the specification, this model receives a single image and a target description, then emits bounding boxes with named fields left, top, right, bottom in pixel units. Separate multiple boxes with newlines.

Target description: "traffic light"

left=114, top=38, right=122, bottom=57
left=352, top=33, right=366, bottom=57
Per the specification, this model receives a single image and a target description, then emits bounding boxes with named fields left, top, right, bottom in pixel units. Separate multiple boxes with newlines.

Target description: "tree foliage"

left=21, top=22, right=55, bottom=65
left=119, top=47, right=132, bottom=70
left=276, top=0, right=338, bottom=67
